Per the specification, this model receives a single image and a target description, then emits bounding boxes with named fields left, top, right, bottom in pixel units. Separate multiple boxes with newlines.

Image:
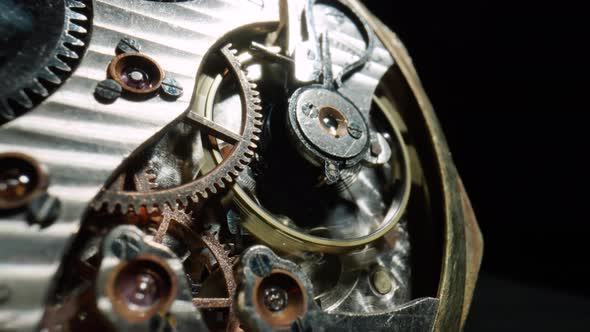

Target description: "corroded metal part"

left=96, top=225, right=207, bottom=331
left=195, top=233, right=240, bottom=332
left=93, top=44, right=263, bottom=213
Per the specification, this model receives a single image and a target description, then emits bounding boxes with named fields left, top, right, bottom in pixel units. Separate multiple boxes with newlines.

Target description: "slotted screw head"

left=160, top=76, right=183, bottom=99
left=347, top=122, right=363, bottom=139
left=27, top=193, right=61, bottom=228
left=116, top=37, right=142, bottom=54
left=95, top=79, right=122, bottom=103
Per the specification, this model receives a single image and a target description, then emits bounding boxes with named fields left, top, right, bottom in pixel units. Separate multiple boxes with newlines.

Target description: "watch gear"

left=201, top=3, right=411, bottom=254
left=143, top=204, right=240, bottom=332
left=0, top=0, right=90, bottom=123
left=92, top=44, right=262, bottom=213
left=193, top=233, right=240, bottom=332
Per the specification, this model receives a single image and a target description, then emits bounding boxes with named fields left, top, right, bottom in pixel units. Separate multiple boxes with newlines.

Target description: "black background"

left=362, top=0, right=588, bottom=330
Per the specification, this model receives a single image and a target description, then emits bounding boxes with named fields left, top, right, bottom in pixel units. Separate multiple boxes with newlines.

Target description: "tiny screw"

left=371, top=267, right=393, bottom=295
left=250, top=253, right=272, bottom=277
left=95, top=79, right=122, bottom=103
left=370, top=141, right=382, bottom=157
left=160, top=76, right=183, bottom=100
left=301, top=102, right=319, bottom=118
left=116, top=37, right=142, bottom=54
left=347, top=122, right=363, bottom=139
left=111, top=234, right=141, bottom=260
left=27, top=193, right=61, bottom=228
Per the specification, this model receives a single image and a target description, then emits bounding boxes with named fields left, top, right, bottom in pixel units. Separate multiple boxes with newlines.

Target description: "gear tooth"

left=64, top=33, right=84, bottom=47
left=208, top=186, right=218, bottom=195
left=66, top=8, right=88, bottom=21
left=38, top=67, right=62, bottom=85
left=175, top=196, right=188, bottom=208
left=68, top=22, right=87, bottom=34
left=67, top=0, right=86, bottom=8
left=216, top=180, right=226, bottom=189
left=230, top=169, right=240, bottom=177
left=106, top=203, right=118, bottom=214
left=198, top=190, right=208, bottom=200
left=0, top=101, right=16, bottom=121
left=239, top=158, right=252, bottom=166
left=49, top=57, right=72, bottom=72
left=90, top=200, right=102, bottom=211
left=249, top=83, right=258, bottom=89
left=29, top=79, right=49, bottom=97
left=147, top=204, right=159, bottom=214
left=11, top=90, right=34, bottom=109
left=57, top=45, right=79, bottom=59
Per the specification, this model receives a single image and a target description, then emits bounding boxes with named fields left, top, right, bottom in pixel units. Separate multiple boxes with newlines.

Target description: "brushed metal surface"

left=0, top=1, right=278, bottom=330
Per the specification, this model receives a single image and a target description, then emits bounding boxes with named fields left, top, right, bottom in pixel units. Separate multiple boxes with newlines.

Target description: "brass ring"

left=108, top=53, right=164, bottom=95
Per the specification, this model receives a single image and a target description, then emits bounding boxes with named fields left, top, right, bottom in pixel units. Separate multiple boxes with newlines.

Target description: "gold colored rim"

left=200, top=71, right=412, bottom=254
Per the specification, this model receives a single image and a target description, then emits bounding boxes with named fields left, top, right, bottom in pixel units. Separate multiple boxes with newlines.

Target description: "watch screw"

left=95, top=79, right=122, bottom=103
left=160, top=76, right=183, bottom=100
left=301, top=102, right=319, bottom=118
left=116, top=37, right=142, bottom=54
left=347, top=122, right=363, bottom=139
left=27, top=193, right=61, bottom=228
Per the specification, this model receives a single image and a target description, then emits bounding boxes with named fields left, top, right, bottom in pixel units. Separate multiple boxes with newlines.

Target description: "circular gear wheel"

left=92, top=44, right=262, bottom=213
left=148, top=205, right=240, bottom=332
left=0, top=0, right=90, bottom=123
left=193, top=232, right=240, bottom=332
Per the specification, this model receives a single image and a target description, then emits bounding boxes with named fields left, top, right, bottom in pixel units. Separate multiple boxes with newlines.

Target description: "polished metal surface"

left=290, top=86, right=369, bottom=160
left=0, top=1, right=278, bottom=329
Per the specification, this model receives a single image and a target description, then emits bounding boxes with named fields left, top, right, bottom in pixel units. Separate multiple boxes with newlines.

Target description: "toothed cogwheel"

left=92, top=44, right=262, bottom=213
left=0, top=0, right=90, bottom=123
left=147, top=205, right=240, bottom=332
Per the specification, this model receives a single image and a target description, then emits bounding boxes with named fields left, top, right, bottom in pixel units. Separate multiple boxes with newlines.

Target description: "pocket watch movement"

left=0, top=1, right=482, bottom=331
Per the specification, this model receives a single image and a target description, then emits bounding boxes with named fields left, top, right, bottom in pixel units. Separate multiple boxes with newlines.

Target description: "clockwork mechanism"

left=0, top=1, right=482, bottom=332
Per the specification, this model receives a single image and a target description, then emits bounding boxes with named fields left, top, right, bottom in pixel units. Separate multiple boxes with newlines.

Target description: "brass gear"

left=91, top=44, right=262, bottom=213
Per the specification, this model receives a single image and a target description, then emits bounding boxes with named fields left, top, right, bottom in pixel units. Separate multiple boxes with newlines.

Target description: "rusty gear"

left=91, top=44, right=262, bottom=213
left=193, top=232, right=240, bottom=332
left=148, top=205, right=240, bottom=332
